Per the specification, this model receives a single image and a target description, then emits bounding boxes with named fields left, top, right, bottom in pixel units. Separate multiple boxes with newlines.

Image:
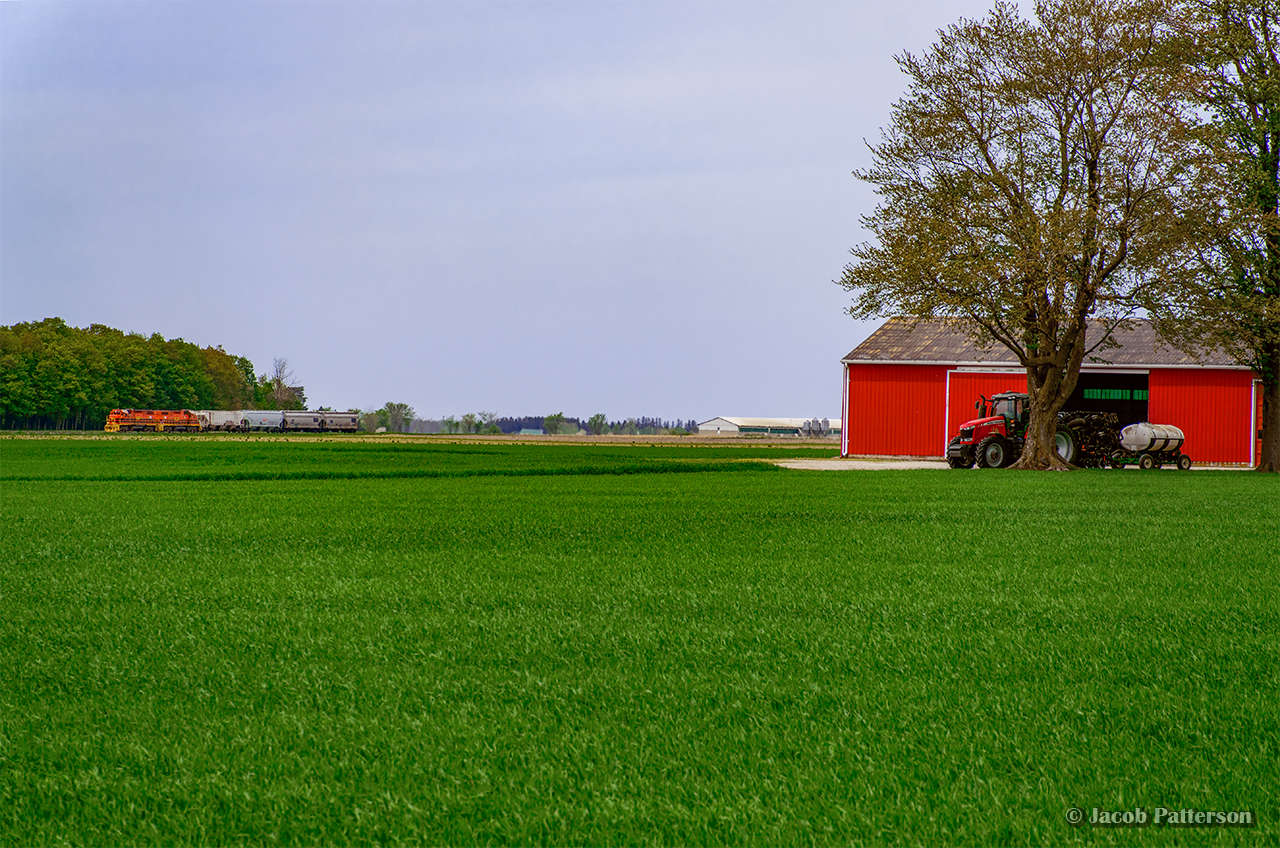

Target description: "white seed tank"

left=1119, top=422, right=1185, bottom=453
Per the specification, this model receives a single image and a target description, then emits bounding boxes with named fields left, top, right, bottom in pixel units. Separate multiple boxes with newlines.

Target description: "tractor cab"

left=962, top=391, right=1029, bottom=435
left=989, top=392, right=1029, bottom=436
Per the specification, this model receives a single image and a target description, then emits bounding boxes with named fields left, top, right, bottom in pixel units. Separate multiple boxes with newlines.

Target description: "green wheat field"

left=2, top=436, right=1277, bottom=845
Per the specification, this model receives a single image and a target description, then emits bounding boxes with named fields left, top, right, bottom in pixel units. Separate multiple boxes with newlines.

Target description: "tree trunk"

left=1258, top=343, right=1279, bottom=473
left=1012, top=388, right=1072, bottom=471
left=1009, top=331, right=1085, bottom=471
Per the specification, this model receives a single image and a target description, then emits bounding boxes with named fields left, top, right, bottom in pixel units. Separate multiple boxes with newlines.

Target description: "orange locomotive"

left=103, top=408, right=201, bottom=433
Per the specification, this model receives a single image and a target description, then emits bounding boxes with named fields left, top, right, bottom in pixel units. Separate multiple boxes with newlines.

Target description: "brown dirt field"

left=1, top=431, right=842, bottom=449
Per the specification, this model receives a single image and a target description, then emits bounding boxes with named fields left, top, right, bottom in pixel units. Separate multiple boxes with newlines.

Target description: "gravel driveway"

left=775, top=458, right=949, bottom=470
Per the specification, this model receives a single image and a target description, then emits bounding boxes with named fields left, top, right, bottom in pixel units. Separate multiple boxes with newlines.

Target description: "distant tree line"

left=603, top=416, right=699, bottom=436
left=0, top=318, right=307, bottom=430
left=424, top=413, right=700, bottom=436
left=435, top=411, right=502, bottom=434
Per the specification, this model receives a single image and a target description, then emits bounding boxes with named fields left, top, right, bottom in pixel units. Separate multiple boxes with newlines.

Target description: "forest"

left=0, top=318, right=300, bottom=430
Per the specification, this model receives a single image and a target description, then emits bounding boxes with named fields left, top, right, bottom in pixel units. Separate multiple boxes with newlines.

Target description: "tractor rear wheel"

left=1054, top=428, right=1078, bottom=464
left=977, top=436, right=1009, bottom=469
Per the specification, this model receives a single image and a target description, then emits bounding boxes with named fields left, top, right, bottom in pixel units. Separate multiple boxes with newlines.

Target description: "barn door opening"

left=1064, top=372, right=1149, bottom=426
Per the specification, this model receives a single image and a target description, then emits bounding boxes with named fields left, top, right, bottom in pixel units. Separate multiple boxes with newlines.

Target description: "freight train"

left=104, top=409, right=360, bottom=433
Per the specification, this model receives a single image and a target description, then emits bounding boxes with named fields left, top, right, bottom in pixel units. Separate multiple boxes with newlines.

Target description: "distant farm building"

left=698, top=417, right=840, bottom=437
left=840, top=318, right=1263, bottom=465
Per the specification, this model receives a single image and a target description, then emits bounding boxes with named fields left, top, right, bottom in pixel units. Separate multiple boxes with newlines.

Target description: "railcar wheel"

left=977, top=436, right=1008, bottom=469
left=1177, top=454, right=1192, bottom=471
left=1138, top=453, right=1155, bottom=470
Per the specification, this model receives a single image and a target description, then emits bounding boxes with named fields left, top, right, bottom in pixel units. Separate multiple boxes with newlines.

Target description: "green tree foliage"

left=205, top=347, right=254, bottom=409
left=381, top=402, right=416, bottom=433
left=1149, top=0, right=1280, bottom=471
left=838, top=0, right=1195, bottom=469
left=0, top=318, right=259, bottom=429
left=543, top=412, right=566, bottom=436
left=587, top=413, right=608, bottom=435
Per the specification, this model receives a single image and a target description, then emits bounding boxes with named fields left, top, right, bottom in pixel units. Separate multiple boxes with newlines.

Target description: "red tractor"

left=945, top=392, right=1083, bottom=468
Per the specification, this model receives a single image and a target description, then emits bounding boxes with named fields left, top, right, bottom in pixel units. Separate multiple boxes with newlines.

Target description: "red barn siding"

left=844, top=364, right=947, bottom=456
left=945, top=371, right=1028, bottom=441
left=1149, top=369, right=1255, bottom=464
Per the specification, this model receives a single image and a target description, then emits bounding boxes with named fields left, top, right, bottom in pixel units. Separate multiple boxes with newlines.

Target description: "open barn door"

left=1064, top=371, right=1149, bottom=427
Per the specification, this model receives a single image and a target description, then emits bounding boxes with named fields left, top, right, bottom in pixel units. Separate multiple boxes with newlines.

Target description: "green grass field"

left=2, top=437, right=1276, bottom=845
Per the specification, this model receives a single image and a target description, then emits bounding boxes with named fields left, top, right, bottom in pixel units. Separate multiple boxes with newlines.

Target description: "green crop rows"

left=2, top=438, right=1277, bottom=845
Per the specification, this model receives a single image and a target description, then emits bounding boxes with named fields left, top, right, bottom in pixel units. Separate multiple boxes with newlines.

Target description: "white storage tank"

left=1119, top=422, right=1185, bottom=453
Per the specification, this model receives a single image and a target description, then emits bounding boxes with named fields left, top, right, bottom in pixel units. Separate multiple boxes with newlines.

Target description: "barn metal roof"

left=700, top=417, right=830, bottom=428
left=842, top=318, right=1244, bottom=368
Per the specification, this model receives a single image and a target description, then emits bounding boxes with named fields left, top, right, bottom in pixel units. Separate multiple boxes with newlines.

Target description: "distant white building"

left=697, top=417, right=840, bottom=437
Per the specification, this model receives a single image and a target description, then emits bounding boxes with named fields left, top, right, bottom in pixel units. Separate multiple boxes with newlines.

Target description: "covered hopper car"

left=240, top=410, right=285, bottom=431
left=319, top=411, right=359, bottom=432
left=193, top=410, right=241, bottom=431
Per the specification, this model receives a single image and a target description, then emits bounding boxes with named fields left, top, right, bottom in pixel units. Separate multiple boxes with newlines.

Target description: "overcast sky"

left=2, top=1, right=997, bottom=422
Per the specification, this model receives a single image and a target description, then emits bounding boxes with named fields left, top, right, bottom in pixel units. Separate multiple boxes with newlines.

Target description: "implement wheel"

left=976, top=436, right=1009, bottom=469
left=1054, top=428, right=1078, bottom=464
left=1177, top=454, right=1192, bottom=471
left=1138, top=453, right=1156, bottom=470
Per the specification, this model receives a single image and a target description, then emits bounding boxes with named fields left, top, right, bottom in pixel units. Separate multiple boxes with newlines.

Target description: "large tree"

left=1150, top=0, right=1280, bottom=471
left=839, top=0, right=1194, bottom=469
left=381, top=402, right=415, bottom=433
left=543, top=412, right=566, bottom=436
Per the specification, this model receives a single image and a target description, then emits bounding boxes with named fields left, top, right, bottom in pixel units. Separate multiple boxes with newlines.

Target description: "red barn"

left=840, top=319, right=1262, bottom=465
